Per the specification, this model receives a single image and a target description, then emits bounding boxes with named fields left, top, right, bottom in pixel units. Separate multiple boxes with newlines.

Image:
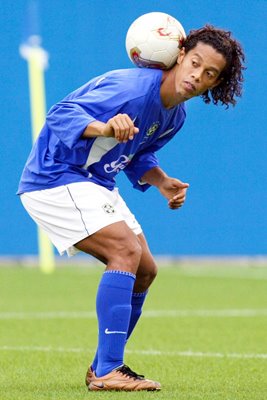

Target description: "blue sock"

left=95, top=270, right=135, bottom=377
left=127, top=290, right=148, bottom=340
left=92, top=289, right=148, bottom=372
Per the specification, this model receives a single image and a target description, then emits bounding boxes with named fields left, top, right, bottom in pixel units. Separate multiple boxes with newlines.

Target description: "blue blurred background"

left=1, top=0, right=266, bottom=257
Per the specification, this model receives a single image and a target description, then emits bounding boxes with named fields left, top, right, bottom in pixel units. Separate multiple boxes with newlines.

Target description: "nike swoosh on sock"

left=105, top=328, right=127, bottom=335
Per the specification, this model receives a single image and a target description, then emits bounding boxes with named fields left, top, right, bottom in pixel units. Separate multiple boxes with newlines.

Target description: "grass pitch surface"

left=0, top=263, right=267, bottom=399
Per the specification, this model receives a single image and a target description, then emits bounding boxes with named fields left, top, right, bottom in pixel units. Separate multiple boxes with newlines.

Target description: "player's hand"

left=103, top=113, right=139, bottom=143
left=158, top=177, right=189, bottom=210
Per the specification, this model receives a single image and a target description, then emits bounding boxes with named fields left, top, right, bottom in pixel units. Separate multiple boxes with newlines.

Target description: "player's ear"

left=177, top=47, right=185, bottom=65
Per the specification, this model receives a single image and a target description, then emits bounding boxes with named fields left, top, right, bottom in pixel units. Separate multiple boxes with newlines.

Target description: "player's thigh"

left=75, top=221, right=142, bottom=273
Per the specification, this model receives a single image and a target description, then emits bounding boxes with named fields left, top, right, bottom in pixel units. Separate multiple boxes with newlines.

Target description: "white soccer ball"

left=125, top=12, right=186, bottom=70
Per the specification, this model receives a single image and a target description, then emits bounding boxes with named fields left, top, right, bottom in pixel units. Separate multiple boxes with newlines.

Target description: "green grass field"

left=0, top=263, right=267, bottom=400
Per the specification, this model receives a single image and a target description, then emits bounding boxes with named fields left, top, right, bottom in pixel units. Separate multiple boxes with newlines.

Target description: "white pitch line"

left=0, top=309, right=267, bottom=320
left=0, top=311, right=96, bottom=319
left=144, top=309, right=267, bottom=317
left=0, top=345, right=266, bottom=360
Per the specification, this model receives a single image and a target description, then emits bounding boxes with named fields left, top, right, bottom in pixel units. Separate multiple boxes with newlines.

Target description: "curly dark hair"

left=183, top=25, right=245, bottom=107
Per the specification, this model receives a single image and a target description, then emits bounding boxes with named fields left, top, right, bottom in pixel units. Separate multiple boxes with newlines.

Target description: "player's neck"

left=160, top=69, right=184, bottom=109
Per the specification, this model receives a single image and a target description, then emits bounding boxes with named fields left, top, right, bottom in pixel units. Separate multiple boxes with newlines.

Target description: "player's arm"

left=141, top=166, right=189, bottom=209
left=82, top=114, right=139, bottom=143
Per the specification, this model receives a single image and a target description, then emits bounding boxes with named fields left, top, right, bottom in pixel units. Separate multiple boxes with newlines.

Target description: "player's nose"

left=191, top=69, right=202, bottom=82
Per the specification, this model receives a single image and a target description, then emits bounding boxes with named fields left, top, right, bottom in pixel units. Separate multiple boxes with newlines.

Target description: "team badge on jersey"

left=140, top=121, right=160, bottom=145
left=146, top=121, right=160, bottom=136
left=102, top=203, right=116, bottom=214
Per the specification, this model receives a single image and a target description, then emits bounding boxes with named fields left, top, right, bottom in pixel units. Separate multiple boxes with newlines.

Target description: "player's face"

left=175, top=42, right=227, bottom=100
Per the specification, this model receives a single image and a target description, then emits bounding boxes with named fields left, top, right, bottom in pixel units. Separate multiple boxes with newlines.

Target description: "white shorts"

left=20, top=182, right=142, bottom=257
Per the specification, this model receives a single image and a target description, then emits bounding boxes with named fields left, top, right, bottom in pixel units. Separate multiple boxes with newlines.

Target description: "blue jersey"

left=17, top=68, right=186, bottom=194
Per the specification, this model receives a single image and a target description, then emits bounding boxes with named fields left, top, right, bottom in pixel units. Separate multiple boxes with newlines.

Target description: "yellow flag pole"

left=20, top=36, right=55, bottom=273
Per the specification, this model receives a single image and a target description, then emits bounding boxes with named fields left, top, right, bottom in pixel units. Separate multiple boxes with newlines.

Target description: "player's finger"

left=171, top=191, right=187, bottom=201
left=110, top=114, right=139, bottom=142
left=172, top=182, right=189, bottom=190
left=123, top=114, right=139, bottom=140
left=111, top=117, right=129, bottom=142
left=168, top=200, right=184, bottom=209
left=109, top=119, right=122, bottom=141
left=169, top=196, right=186, bottom=207
left=128, top=126, right=139, bottom=140
left=124, top=123, right=135, bottom=141
left=115, top=114, right=137, bottom=142
left=169, top=200, right=185, bottom=206
left=169, top=203, right=182, bottom=210
left=122, top=115, right=137, bottom=142
left=117, top=117, right=130, bottom=142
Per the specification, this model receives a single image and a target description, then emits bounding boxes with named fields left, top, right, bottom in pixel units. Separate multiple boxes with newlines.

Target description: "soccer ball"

left=125, top=12, right=186, bottom=70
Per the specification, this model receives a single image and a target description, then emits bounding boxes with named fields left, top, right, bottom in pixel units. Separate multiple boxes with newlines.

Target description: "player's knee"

left=149, top=263, right=158, bottom=282
left=144, top=263, right=158, bottom=284
left=135, top=262, right=158, bottom=291
left=108, top=238, right=142, bottom=274
left=123, top=240, right=143, bottom=271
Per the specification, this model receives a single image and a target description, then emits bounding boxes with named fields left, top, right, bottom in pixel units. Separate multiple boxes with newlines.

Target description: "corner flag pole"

left=20, top=19, right=55, bottom=273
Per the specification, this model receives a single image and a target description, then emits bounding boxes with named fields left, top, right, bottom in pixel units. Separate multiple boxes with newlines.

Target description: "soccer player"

left=18, top=25, right=245, bottom=391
